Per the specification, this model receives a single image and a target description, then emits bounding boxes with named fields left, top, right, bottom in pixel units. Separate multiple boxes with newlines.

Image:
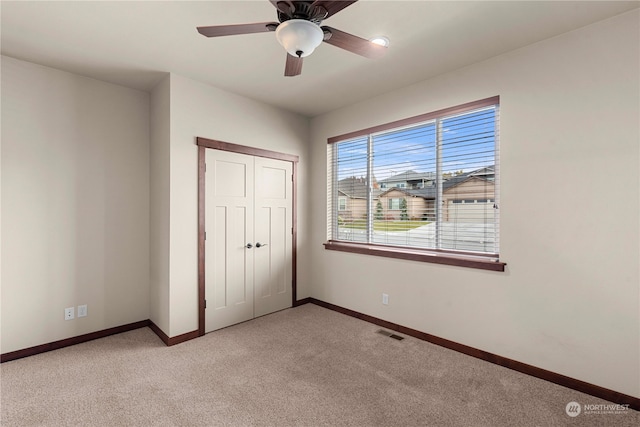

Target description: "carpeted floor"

left=1, top=304, right=638, bottom=426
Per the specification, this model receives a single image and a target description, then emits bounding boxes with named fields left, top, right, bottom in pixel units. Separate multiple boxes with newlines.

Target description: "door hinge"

left=291, top=227, right=294, bottom=234
left=204, top=163, right=207, bottom=172
left=204, top=231, right=207, bottom=240
left=204, top=299, right=207, bottom=309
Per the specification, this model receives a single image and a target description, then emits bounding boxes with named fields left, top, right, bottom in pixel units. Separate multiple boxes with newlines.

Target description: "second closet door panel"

left=254, top=156, right=293, bottom=318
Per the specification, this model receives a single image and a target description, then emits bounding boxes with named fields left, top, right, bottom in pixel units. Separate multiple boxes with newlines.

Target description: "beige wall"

left=1, top=56, right=150, bottom=353
left=149, top=75, right=171, bottom=334
left=1, top=61, right=310, bottom=348
left=309, top=10, right=639, bottom=398
left=163, top=73, right=310, bottom=337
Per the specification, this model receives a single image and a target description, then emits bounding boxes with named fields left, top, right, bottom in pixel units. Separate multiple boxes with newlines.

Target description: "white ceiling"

left=2, top=1, right=638, bottom=117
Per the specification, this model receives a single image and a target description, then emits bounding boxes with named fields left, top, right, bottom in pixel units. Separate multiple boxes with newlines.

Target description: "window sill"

left=323, top=241, right=506, bottom=272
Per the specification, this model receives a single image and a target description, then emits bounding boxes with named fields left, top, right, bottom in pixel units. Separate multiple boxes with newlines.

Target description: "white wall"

left=309, top=10, right=640, bottom=398
left=149, top=75, right=171, bottom=334
left=1, top=56, right=150, bottom=353
left=165, top=73, right=310, bottom=337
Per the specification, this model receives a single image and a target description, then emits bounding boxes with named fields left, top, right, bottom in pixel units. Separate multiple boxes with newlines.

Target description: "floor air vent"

left=377, top=329, right=405, bottom=341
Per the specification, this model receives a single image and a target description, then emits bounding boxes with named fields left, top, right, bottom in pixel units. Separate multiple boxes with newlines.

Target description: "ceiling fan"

left=196, top=0, right=387, bottom=77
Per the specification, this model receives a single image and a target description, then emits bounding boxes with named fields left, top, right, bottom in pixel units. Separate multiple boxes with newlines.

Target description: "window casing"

left=326, top=96, right=505, bottom=271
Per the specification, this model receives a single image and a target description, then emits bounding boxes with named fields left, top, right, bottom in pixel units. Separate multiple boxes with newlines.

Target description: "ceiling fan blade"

left=197, top=22, right=278, bottom=37
left=312, top=1, right=358, bottom=18
left=321, top=26, right=387, bottom=59
left=284, top=54, right=303, bottom=77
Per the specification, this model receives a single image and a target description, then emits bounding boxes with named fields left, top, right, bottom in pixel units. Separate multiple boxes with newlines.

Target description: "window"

left=338, top=197, right=347, bottom=211
left=326, top=96, right=504, bottom=271
left=388, top=198, right=403, bottom=210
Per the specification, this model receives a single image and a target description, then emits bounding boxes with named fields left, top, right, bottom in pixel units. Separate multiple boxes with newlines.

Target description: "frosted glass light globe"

left=275, top=19, right=324, bottom=58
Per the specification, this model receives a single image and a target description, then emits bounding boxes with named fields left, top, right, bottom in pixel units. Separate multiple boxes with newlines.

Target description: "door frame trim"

left=196, top=137, right=299, bottom=336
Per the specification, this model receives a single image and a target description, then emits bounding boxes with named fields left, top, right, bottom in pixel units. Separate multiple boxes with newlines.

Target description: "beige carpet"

left=1, top=304, right=638, bottom=426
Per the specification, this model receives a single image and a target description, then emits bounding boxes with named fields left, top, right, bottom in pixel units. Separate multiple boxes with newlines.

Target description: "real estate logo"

left=565, top=401, right=630, bottom=417
left=565, top=401, right=581, bottom=417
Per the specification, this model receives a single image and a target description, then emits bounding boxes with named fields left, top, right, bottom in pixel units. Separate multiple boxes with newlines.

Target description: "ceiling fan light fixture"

left=275, top=19, right=324, bottom=58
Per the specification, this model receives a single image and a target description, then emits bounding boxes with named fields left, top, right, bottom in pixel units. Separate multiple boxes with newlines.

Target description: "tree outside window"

left=399, top=198, right=408, bottom=220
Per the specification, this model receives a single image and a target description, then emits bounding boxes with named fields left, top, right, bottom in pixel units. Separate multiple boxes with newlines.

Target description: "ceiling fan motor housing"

left=277, top=1, right=328, bottom=24
left=275, top=19, right=324, bottom=58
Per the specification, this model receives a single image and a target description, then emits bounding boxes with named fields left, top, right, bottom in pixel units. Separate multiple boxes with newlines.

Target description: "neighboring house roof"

left=442, top=174, right=471, bottom=191
left=379, top=170, right=435, bottom=183
left=338, top=176, right=367, bottom=198
left=378, top=187, right=437, bottom=199
left=443, top=175, right=492, bottom=193
left=380, top=166, right=493, bottom=184
left=378, top=166, right=495, bottom=200
left=467, top=166, right=494, bottom=178
left=443, top=166, right=494, bottom=191
left=337, top=177, right=381, bottom=199
left=340, top=166, right=494, bottom=200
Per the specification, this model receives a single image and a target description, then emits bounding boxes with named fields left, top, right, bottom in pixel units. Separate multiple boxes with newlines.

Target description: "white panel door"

left=254, top=157, right=293, bottom=317
left=205, top=149, right=255, bottom=332
left=205, top=150, right=293, bottom=333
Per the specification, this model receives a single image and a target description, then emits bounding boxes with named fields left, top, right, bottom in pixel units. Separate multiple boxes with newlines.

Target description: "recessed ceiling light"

left=370, top=36, right=390, bottom=47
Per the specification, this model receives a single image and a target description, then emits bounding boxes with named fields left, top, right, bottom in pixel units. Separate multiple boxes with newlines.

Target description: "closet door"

left=253, top=157, right=293, bottom=317
left=204, top=150, right=293, bottom=333
left=205, top=149, right=255, bottom=332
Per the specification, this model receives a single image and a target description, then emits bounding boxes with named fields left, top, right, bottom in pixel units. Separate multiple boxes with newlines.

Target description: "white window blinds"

left=328, top=97, right=500, bottom=258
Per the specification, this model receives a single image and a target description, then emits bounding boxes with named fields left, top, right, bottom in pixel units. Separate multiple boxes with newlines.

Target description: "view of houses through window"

left=329, top=100, right=499, bottom=255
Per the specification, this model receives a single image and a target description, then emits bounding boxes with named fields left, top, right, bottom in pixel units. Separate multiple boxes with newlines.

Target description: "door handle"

left=246, top=243, right=253, bottom=249
left=255, top=242, right=268, bottom=248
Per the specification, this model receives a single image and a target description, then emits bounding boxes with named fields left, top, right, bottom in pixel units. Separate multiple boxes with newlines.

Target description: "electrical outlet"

left=65, top=307, right=75, bottom=320
left=382, top=293, right=389, bottom=305
left=77, top=304, right=87, bottom=318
